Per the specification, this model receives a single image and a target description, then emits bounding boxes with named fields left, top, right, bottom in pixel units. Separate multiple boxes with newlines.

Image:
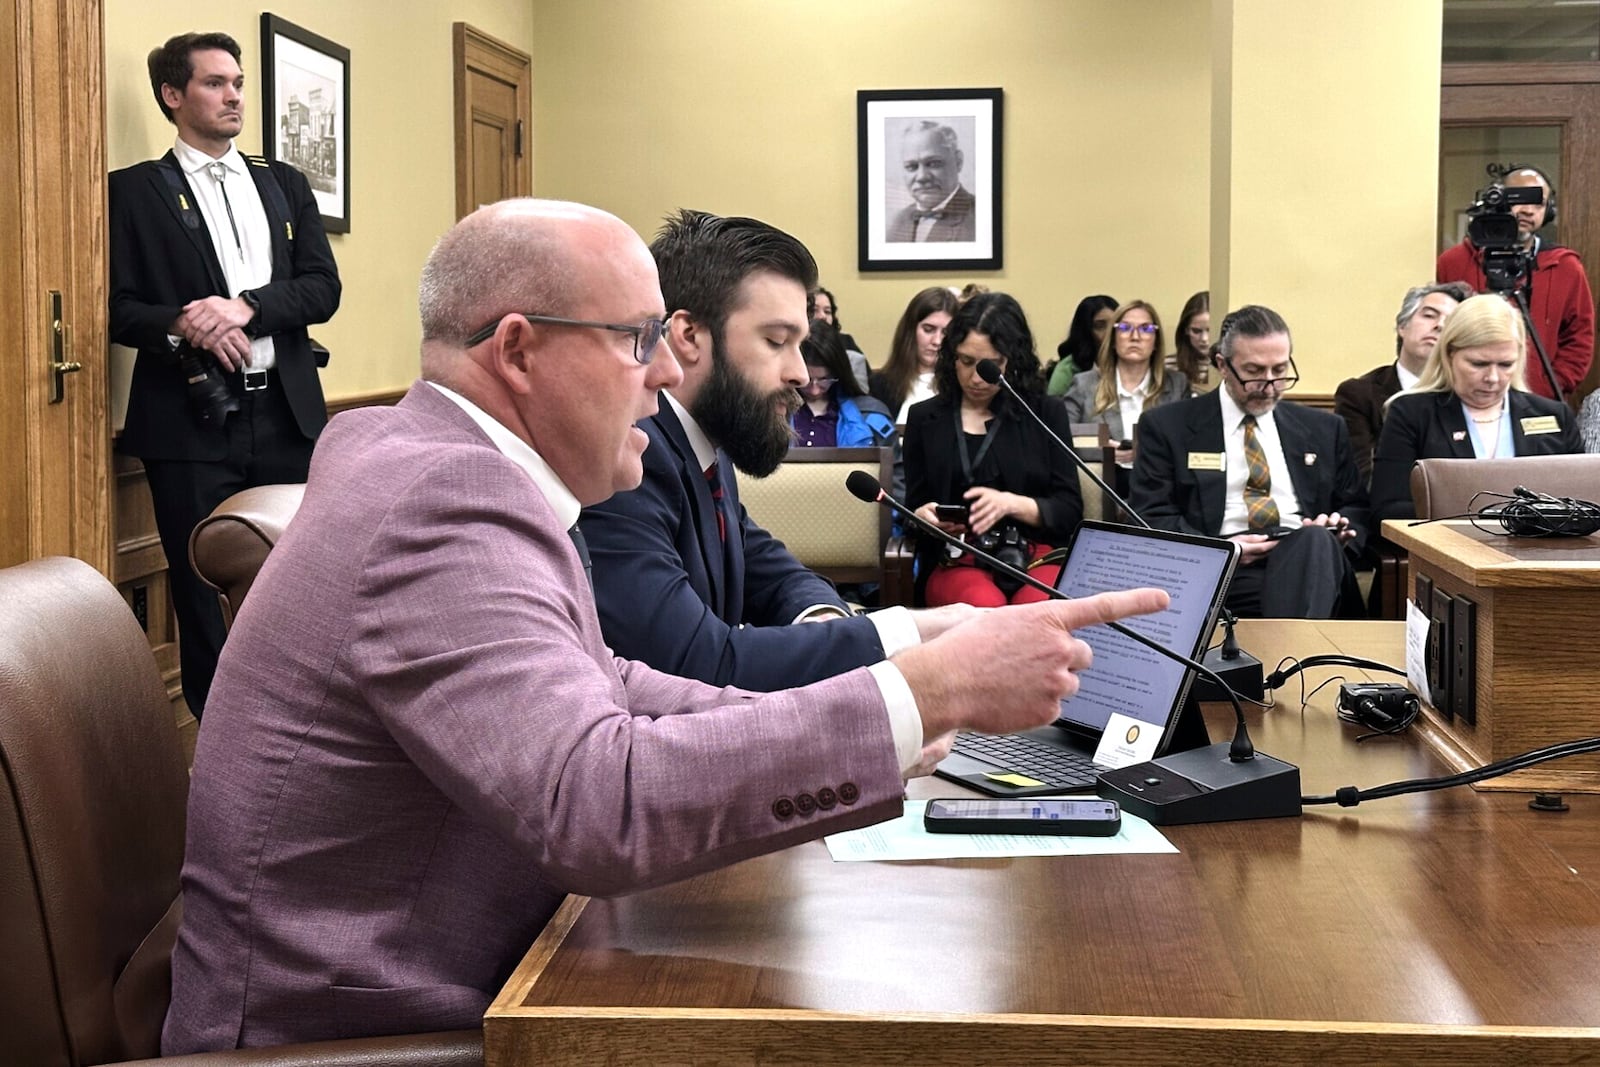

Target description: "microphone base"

left=1097, top=743, right=1301, bottom=825
left=1194, top=646, right=1265, bottom=703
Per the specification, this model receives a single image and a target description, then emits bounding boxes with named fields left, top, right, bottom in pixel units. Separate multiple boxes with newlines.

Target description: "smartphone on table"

left=923, top=798, right=1122, bottom=836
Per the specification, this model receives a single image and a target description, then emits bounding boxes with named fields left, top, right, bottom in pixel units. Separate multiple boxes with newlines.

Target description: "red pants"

left=925, top=543, right=1062, bottom=607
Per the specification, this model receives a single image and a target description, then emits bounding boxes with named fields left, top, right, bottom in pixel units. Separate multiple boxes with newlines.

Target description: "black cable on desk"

left=1303, top=735, right=1600, bottom=807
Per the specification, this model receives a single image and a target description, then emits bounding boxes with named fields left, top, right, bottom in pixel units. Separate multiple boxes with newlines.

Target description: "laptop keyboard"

left=951, top=731, right=1101, bottom=790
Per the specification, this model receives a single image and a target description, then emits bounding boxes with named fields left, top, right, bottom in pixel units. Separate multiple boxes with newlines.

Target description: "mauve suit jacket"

left=163, top=382, right=902, bottom=1053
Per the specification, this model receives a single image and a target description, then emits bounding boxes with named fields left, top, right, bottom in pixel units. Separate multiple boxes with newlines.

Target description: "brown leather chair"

left=0, top=556, right=482, bottom=1066
left=189, top=484, right=306, bottom=630
left=1409, top=453, right=1600, bottom=519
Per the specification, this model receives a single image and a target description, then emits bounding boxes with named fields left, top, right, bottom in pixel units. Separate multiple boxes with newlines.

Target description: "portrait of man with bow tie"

left=886, top=119, right=977, bottom=243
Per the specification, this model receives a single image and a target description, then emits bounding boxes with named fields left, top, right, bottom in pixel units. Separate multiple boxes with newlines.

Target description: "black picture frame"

left=857, top=88, right=1003, bottom=272
left=261, top=13, right=351, bottom=234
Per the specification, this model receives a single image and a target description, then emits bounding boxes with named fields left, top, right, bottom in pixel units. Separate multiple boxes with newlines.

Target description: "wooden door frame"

left=452, top=22, right=532, bottom=221
left=1442, top=62, right=1600, bottom=399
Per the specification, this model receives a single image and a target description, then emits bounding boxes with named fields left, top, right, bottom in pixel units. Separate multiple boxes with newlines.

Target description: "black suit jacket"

left=1333, top=362, right=1401, bottom=484
left=581, top=401, right=884, bottom=692
left=903, top=391, right=1084, bottom=549
left=1130, top=392, right=1369, bottom=550
left=109, top=150, right=341, bottom=461
left=1371, top=389, right=1583, bottom=521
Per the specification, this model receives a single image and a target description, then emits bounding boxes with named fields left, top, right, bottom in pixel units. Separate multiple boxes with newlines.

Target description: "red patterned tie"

left=705, top=462, right=726, bottom=543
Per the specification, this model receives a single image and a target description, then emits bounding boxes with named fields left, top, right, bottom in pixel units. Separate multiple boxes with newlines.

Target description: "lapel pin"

left=1452, top=430, right=1466, bottom=441
left=1304, top=453, right=1316, bottom=466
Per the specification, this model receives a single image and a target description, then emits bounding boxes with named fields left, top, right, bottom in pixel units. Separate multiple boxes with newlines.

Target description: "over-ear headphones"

left=1504, top=162, right=1558, bottom=226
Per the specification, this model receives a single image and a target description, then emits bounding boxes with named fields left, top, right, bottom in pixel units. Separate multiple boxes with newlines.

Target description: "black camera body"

left=1467, top=181, right=1543, bottom=291
left=178, top=343, right=240, bottom=428
left=971, top=520, right=1030, bottom=595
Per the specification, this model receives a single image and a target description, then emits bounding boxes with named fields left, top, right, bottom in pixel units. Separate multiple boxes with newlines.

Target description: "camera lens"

left=180, top=348, right=241, bottom=428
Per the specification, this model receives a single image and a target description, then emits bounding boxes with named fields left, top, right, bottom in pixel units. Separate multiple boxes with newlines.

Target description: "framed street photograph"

left=261, top=14, right=351, bottom=233
left=857, top=88, right=1002, bottom=272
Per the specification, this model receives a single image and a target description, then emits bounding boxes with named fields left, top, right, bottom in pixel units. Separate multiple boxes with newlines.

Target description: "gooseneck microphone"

left=845, top=471, right=1256, bottom=761
left=848, top=471, right=1302, bottom=825
left=973, top=358, right=1264, bottom=702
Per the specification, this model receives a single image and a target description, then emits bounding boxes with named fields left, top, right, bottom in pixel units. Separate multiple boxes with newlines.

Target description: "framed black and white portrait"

left=857, top=88, right=1002, bottom=272
left=261, top=14, right=351, bottom=233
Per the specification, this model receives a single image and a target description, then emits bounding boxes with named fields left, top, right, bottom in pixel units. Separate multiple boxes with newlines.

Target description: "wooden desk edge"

left=488, top=894, right=589, bottom=1012
left=1382, top=519, right=1600, bottom=589
left=483, top=1005, right=1600, bottom=1066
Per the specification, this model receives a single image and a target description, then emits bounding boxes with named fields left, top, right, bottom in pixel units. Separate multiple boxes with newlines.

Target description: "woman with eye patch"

left=1062, top=299, right=1189, bottom=492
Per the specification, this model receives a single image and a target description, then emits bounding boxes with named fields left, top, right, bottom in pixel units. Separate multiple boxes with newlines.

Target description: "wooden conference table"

left=486, top=620, right=1600, bottom=1065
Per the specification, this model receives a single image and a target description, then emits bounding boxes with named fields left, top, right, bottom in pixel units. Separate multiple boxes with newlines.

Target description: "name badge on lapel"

left=1521, top=415, right=1560, bottom=435
left=1188, top=452, right=1225, bottom=471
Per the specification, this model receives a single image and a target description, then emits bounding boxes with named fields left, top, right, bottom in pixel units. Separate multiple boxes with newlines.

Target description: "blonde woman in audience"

left=1062, top=299, right=1188, bottom=489
left=1372, top=293, right=1582, bottom=520
left=869, top=286, right=960, bottom=423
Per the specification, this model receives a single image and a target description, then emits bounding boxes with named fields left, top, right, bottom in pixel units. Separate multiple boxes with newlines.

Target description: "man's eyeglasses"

left=465, top=313, right=669, bottom=365
left=1222, top=354, right=1300, bottom=393
left=1114, top=322, right=1158, bottom=336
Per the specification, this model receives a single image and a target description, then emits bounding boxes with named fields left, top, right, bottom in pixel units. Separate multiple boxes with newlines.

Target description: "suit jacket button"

left=795, top=792, right=817, bottom=816
left=838, top=782, right=860, bottom=805
left=816, top=787, right=837, bottom=810
left=772, top=797, right=795, bottom=821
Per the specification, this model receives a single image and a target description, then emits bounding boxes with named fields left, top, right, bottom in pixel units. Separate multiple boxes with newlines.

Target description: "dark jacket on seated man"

left=1334, top=362, right=1402, bottom=484
left=1371, top=388, right=1583, bottom=521
left=1130, top=391, right=1368, bottom=618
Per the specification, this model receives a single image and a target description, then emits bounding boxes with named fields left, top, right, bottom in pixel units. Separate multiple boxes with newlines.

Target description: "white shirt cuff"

left=867, top=605, right=921, bottom=658
left=792, top=603, right=851, bottom=622
left=867, top=660, right=924, bottom=774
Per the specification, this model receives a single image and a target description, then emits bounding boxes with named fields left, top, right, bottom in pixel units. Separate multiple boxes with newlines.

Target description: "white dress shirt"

left=172, top=136, right=276, bottom=369
left=1115, top=369, right=1152, bottom=467
left=896, top=371, right=936, bottom=424
left=1217, top=388, right=1305, bottom=535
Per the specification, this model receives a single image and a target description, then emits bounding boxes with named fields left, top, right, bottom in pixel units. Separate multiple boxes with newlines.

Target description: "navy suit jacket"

left=1371, top=388, right=1583, bottom=521
left=109, top=150, right=340, bottom=461
left=581, top=402, right=885, bottom=691
left=1130, top=392, right=1369, bottom=551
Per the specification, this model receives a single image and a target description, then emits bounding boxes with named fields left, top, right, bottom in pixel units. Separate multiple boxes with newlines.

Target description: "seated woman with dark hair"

left=904, top=292, right=1083, bottom=607
left=1046, top=294, right=1117, bottom=396
left=870, top=286, right=960, bottom=423
left=792, top=320, right=896, bottom=448
left=811, top=285, right=869, bottom=391
left=1372, top=293, right=1583, bottom=521
left=1062, top=299, right=1188, bottom=493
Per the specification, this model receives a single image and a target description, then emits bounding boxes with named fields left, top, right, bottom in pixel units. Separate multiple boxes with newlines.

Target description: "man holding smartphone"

left=1129, top=305, right=1368, bottom=618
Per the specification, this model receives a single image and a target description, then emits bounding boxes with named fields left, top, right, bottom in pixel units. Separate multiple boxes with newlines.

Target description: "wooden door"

left=453, top=23, right=532, bottom=219
left=0, top=0, right=110, bottom=573
left=1442, top=65, right=1600, bottom=401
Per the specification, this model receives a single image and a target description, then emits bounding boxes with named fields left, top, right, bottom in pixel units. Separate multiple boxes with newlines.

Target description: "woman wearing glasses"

left=1372, top=293, right=1582, bottom=521
left=791, top=320, right=896, bottom=449
left=1062, top=300, right=1188, bottom=489
left=903, top=292, right=1082, bottom=607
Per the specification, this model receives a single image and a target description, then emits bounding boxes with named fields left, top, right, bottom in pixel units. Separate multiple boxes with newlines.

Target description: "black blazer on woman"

left=903, top=390, right=1083, bottom=554
left=1371, top=388, right=1583, bottom=521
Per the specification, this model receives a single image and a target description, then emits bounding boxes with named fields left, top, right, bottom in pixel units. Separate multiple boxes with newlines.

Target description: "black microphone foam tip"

left=975, top=358, right=1003, bottom=384
left=845, top=470, right=883, bottom=502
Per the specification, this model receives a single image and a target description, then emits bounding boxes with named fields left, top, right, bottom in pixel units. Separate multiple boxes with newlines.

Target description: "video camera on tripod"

left=1466, top=180, right=1544, bottom=292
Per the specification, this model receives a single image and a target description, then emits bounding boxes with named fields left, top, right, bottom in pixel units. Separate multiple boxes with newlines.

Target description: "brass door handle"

left=48, top=292, right=79, bottom=403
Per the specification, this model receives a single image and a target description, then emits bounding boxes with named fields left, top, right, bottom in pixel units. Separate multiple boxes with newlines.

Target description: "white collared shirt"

left=913, top=187, right=960, bottom=242
left=1115, top=369, right=1152, bottom=467
left=662, top=390, right=923, bottom=768
left=896, top=371, right=937, bottom=424
left=1396, top=361, right=1421, bottom=392
left=171, top=136, right=276, bottom=369
left=1217, top=388, right=1305, bottom=534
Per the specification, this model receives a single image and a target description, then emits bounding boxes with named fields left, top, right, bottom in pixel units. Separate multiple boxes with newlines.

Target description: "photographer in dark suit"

left=109, top=32, right=340, bottom=715
left=1131, top=305, right=1367, bottom=619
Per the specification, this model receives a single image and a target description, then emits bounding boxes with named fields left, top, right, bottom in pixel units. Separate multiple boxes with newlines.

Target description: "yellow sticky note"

left=1521, top=415, right=1560, bottom=435
left=1187, top=452, right=1225, bottom=471
left=983, top=771, right=1045, bottom=788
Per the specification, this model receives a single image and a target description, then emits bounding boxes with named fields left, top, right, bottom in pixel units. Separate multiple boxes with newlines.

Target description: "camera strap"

left=954, top=404, right=1003, bottom=484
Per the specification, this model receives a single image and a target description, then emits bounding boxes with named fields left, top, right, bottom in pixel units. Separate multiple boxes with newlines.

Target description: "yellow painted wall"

left=1212, top=0, right=1442, bottom=393
left=105, top=0, right=534, bottom=421
left=529, top=0, right=1214, bottom=372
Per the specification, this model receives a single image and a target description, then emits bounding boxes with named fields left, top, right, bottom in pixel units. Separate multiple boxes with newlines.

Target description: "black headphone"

left=1504, top=162, right=1558, bottom=226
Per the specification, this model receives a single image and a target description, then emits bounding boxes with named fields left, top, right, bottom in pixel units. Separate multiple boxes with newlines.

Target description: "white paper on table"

left=1405, top=599, right=1430, bottom=702
left=824, top=800, right=1178, bottom=862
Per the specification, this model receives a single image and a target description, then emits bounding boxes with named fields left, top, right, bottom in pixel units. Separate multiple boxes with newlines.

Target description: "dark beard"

left=689, top=335, right=799, bottom=478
